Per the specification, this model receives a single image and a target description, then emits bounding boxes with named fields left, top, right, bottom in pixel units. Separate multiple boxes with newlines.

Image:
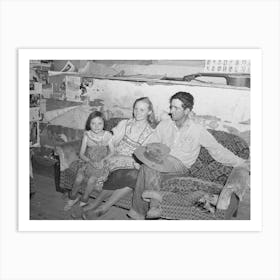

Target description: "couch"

left=53, top=118, right=250, bottom=220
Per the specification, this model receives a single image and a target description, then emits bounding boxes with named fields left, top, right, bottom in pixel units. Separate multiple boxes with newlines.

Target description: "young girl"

left=64, top=111, right=113, bottom=211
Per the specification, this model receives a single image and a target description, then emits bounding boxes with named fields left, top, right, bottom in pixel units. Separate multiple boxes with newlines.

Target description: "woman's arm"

left=110, top=119, right=128, bottom=146
left=79, top=134, right=91, bottom=162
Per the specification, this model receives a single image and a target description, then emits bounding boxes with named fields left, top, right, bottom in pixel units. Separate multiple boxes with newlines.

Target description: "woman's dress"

left=103, top=119, right=154, bottom=190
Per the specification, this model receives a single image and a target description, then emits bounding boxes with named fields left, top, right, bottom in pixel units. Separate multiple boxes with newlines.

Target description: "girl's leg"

left=93, top=187, right=132, bottom=216
left=69, top=172, right=84, bottom=199
left=64, top=173, right=84, bottom=211
left=80, top=176, right=98, bottom=204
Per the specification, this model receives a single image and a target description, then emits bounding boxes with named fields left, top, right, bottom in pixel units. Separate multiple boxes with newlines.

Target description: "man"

left=127, top=91, right=249, bottom=219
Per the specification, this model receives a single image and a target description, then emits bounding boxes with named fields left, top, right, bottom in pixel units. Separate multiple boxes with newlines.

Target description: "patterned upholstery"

left=57, top=118, right=250, bottom=220
left=185, top=130, right=249, bottom=185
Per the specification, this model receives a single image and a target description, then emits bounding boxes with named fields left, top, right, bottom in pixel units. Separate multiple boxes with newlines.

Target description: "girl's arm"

left=79, top=134, right=91, bottom=162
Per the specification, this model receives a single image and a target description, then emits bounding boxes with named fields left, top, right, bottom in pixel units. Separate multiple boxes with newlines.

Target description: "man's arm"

left=199, top=127, right=247, bottom=168
left=199, top=127, right=250, bottom=210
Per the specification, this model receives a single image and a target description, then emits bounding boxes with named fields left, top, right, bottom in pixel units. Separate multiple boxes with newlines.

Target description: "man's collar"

left=172, top=115, right=193, bottom=129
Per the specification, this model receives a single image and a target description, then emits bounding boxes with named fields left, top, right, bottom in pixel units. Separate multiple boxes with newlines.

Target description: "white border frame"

left=19, top=49, right=262, bottom=232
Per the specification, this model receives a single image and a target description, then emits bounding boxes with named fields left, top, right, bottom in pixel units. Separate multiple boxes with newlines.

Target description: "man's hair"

left=85, top=111, right=106, bottom=131
left=170, top=91, right=194, bottom=111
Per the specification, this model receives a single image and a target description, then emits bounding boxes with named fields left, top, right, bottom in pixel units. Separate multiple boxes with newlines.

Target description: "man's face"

left=170, top=98, right=189, bottom=121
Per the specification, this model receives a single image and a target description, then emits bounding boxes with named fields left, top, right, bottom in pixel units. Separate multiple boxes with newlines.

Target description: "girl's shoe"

left=81, top=212, right=88, bottom=220
left=63, top=197, right=80, bottom=211
left=93, top=206, right=109, bottom=217
left=79, top=201, right=88, bottom=207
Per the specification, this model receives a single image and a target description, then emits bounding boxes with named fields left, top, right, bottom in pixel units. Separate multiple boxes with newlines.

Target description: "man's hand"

left=238, top=159, right=250, bottom=173
left=133, top=161, right=141, bottom=170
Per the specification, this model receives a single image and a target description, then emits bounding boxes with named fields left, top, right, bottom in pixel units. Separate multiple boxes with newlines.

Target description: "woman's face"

left=133, top=101, right=151, bottom=122
left=90, top=117, right=104, bottom=134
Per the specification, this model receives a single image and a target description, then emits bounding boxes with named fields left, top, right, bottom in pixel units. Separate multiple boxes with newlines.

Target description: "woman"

left=82, top=97, right=156, bottom=218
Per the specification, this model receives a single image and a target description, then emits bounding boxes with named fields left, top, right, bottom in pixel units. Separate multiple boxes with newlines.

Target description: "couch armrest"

left=55, top=140, right=81, bottom=171
left=216, top=165, right=250, bottom=210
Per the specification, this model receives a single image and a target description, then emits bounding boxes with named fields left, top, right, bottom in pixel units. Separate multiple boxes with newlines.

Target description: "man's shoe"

left=127, top=209, right=145, bottom=220
left=93, top=206, right=109, bottom=217
left=146, top=206, right=161, bottom=219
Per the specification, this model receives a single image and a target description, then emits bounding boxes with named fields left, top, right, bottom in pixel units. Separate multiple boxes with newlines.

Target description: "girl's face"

left=133, top=101, right=151, bottom=122
left=90, top=117, right=104, bottom=134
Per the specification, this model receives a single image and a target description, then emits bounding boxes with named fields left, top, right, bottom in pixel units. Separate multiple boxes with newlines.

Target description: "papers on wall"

left=204, top=60, right=250, bottom=73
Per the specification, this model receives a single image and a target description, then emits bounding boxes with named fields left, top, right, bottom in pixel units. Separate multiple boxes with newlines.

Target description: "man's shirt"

left=149, top=118, right=245, bottom=168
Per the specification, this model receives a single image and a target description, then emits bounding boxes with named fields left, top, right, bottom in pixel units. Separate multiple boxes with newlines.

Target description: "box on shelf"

left=49, top=74, right=81, bottom=101
left=30, top=107, right=41, bottom=121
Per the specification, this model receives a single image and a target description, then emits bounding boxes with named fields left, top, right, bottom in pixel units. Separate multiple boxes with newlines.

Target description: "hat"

left=134, top=143, right=187, bottom=173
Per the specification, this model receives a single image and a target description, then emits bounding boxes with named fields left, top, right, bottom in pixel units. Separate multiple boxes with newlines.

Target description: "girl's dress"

left=107, top=119, right=154, bottom=171
left=76, top=130, right=112, bottom=183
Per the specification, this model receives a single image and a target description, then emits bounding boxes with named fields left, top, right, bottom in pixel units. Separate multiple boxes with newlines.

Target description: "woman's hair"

left=85, top=111, right=106, bottom=131
left=170, top=91, right=194, bottom=111
left=133, top=97, right=157, bottom=128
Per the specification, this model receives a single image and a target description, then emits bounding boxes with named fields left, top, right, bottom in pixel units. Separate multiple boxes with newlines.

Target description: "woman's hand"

left=91, top=160, right=104, bottom=169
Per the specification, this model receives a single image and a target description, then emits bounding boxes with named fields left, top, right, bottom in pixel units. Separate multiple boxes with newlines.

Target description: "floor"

left=30, top=164, right=250, bottom=220
left=30, top=173, right=130, bottom=220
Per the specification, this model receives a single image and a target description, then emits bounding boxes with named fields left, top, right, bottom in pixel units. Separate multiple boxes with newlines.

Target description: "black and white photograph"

left=18, top=48, right=261, bottom=232
left=28, top=58, right=251, bottom=222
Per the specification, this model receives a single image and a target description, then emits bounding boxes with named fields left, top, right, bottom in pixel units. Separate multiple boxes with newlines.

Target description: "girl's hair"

left=132, top=97, right=157, bottom=128
left=85, top=111, right=106, bottom=131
